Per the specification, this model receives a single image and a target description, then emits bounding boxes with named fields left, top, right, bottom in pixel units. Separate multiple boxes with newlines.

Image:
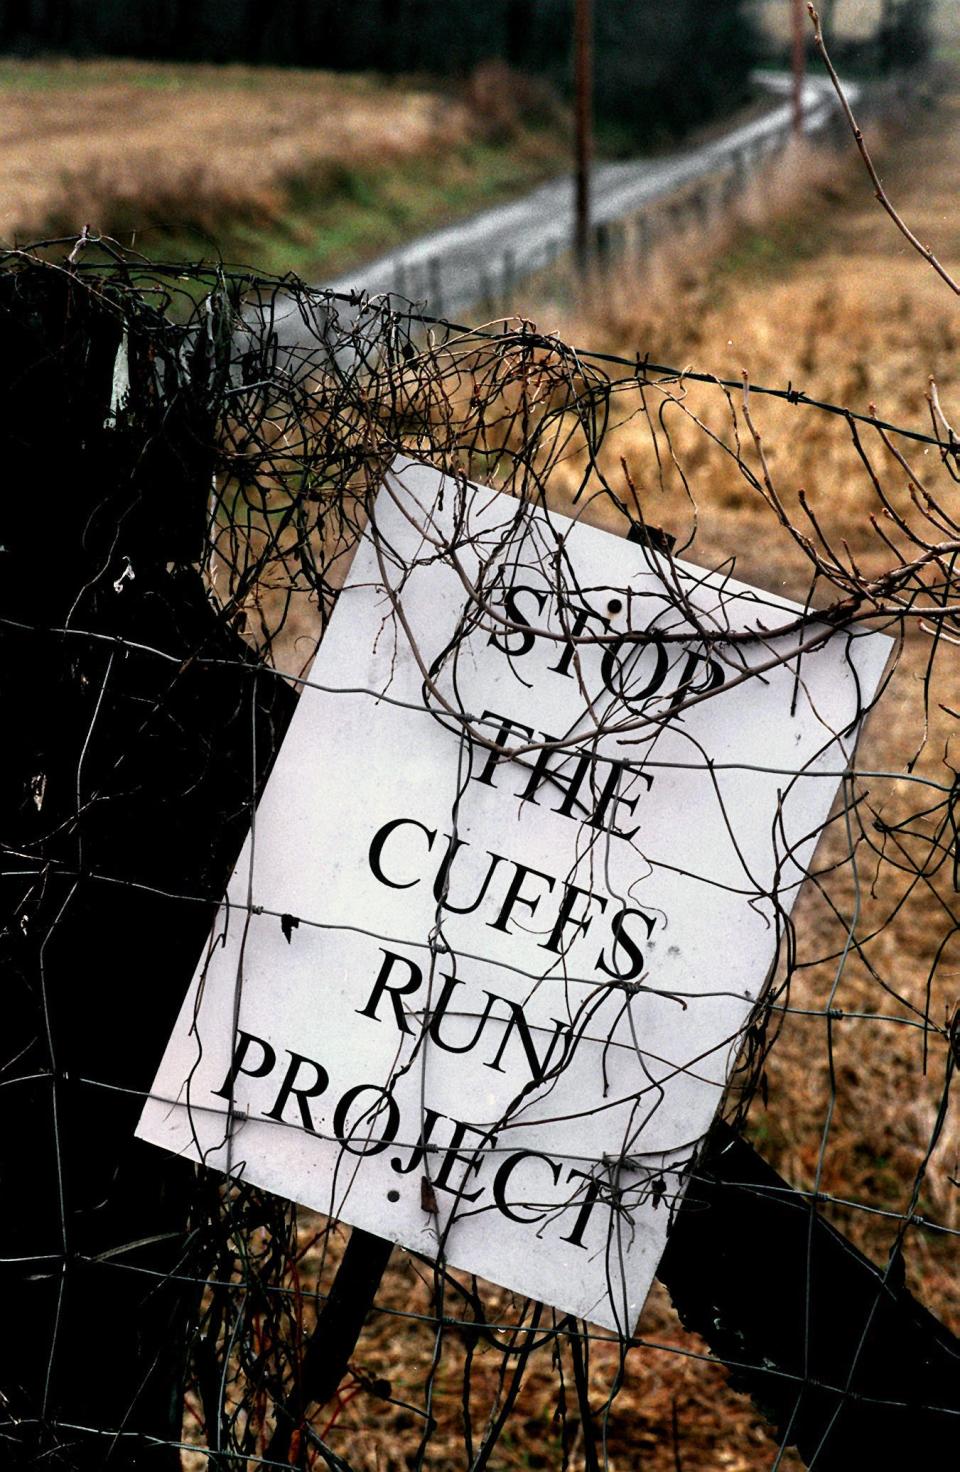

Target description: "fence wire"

left=1, top=239, right=957, bottom=1472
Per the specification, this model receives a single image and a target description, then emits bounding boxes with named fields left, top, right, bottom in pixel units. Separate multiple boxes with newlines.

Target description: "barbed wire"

left=0, top=239, right=957, bottom=1472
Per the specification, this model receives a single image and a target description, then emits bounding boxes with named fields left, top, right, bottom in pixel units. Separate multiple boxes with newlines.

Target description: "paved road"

left=322, top=73, right=853, bottom=323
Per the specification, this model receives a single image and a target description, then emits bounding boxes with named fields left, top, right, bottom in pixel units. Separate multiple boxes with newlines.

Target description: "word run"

left=214, top=947, right=614, bottom=1247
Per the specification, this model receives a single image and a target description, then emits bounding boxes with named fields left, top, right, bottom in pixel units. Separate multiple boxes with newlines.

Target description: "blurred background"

left=0, top=1, right=948, bottom=281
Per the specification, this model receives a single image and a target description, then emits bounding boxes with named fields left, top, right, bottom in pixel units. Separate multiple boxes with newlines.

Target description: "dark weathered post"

left=0, top=259, right=295, bottom=1467
left=792, top=0, right=807, bottom=135
left=266, top=1228, right=394, bottom=1463
left=660, top=1123, right=959, bottom=1467
left=574, top=0, right=593, bottom=276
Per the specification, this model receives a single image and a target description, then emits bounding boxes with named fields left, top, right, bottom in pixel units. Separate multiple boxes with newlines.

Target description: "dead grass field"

left=169, top=81, right=960, bottom=1472
left=0, top=58, right=569, bottom=274
left=235, top=91, right=960, bottom=1472
left=508, top=85, right=959, bottom=1468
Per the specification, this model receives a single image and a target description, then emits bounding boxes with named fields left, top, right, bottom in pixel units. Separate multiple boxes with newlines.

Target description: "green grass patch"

left=106, top=137, right=570, bottom=280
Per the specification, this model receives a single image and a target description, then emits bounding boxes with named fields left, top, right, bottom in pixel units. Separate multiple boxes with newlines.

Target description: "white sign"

left=138, top=457, right=890, bottom=1332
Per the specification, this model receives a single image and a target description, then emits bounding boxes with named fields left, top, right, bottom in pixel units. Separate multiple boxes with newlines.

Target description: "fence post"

left=266, top=1228, right=394, bottom=1462
left=594, top=219, right=610, bottom=267
left=476, top=261, right=492, bottom=318
left=427, top=255, right=443, bottom=315
left=660, top=1123, right=960, bottom=1467
left=501, top=246, right=515, bottom=305
left=0, top=259, right=296, bottom=1468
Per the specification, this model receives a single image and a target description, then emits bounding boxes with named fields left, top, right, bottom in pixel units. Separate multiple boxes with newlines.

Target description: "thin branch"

left=808, top=3, right=960, bottom=295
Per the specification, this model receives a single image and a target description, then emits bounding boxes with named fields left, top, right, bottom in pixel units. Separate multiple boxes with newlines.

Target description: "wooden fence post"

left=0, top=261, right=296, bottom=1467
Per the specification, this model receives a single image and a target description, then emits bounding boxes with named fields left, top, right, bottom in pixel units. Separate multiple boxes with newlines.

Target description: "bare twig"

left=808, top=3, right=960, bottom=296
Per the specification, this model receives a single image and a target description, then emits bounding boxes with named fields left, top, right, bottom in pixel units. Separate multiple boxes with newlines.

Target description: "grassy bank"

left=0, top=57, right=571, bottom=275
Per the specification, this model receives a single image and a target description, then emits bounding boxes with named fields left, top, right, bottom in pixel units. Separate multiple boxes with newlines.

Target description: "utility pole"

left=574, top=0, right=593, bottom=275
left=792, top=0, right=806, bottom=136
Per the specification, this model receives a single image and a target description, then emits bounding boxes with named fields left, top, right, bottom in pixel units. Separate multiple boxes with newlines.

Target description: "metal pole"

left=574, top=0, right=593, bottom=275
left=792, top=0, right=806, bottom=136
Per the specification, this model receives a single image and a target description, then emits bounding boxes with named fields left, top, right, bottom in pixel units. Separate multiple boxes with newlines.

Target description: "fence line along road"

left=323, top=73, right=856, bottom=323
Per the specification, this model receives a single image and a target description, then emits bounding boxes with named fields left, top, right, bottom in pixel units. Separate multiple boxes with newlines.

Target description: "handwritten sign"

left=138, top=457, right=890, bottom=1331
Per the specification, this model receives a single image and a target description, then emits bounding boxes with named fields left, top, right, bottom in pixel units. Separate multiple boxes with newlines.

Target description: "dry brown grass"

left=273, top=89, right=960, bottom=1472
left=176, top=89, right=960, bottom=1472
left=548, top=84, right=960, bottom=1243
left=0, top=57, right=567, bottom=268
left=0, top=60, right=461, bottom=237
left=437, top=82, right=960, bottom=1467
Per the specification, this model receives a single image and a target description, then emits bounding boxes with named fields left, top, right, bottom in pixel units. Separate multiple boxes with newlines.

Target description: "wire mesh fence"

left=1, top=238, right=957, bottom=1471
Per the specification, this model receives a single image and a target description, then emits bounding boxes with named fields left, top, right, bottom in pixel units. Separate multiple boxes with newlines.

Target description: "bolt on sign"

left=138, top=457, right=891, bottom=1332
